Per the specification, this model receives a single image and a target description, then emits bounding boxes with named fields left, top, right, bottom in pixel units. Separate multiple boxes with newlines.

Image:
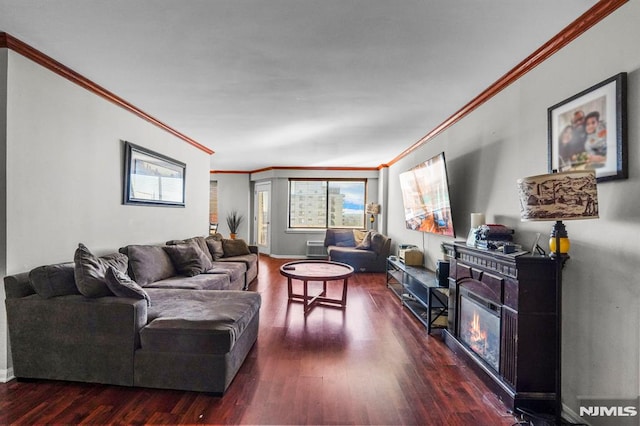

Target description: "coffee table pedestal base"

left=287, top=278, right=348, bottom=314
left=280, top=260, right=354, bottom=316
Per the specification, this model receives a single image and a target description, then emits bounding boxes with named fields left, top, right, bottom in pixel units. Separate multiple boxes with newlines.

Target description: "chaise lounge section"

left=134, top=288, right=260, bottom=393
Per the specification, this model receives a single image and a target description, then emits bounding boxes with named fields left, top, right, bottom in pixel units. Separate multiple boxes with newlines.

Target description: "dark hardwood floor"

left=0, top=255, right=519, bottom=425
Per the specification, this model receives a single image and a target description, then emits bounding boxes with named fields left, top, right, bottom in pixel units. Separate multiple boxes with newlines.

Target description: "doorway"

left=254, top=182, right=271, bottom=255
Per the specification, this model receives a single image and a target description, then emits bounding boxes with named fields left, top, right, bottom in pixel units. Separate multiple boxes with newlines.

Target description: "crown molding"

left=211, top=165, right=381, bottom=175
left=2, top=0, right=626, bottom=171
left=387, top=0, right=628, bottom=167
left=0, top=32, right=213, bottom=156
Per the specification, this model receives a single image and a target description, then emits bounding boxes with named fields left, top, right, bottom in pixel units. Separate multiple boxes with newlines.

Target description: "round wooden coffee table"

left=280, top=260, right=354, bottom=315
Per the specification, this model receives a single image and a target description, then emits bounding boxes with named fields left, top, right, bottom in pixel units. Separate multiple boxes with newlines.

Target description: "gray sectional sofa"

left=324, top=228, right=391, bottom=272
left=4, top=234, right=261, bottom=395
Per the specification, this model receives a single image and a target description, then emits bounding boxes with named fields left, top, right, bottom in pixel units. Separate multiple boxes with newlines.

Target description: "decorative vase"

left=230, top=233, right=237, bottom=240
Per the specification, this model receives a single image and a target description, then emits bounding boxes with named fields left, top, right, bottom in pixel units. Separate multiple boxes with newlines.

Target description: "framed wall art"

left=548, top=72, right=627, bottom=182
left=123, top=141, right=186, bottom=207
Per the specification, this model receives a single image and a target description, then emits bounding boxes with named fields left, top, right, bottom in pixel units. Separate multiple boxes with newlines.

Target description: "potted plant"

left=226, top=210, right=244, bottom=239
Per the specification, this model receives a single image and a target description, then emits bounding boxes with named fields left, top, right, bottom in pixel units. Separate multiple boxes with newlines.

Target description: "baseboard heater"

left=306, top=241, right=327, bottom=258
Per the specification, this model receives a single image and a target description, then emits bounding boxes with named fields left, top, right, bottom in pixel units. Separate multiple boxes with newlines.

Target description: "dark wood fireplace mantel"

left=442, top=242, right=558, bottom=415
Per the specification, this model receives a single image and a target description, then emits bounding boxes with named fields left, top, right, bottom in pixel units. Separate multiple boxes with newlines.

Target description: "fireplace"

left=459, top=290, right=500, bottom=372
left=442, top=242, right=559, bottom=415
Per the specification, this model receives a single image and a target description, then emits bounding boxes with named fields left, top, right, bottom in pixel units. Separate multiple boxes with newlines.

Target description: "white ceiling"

left=0, top=0, right=598, bottom=171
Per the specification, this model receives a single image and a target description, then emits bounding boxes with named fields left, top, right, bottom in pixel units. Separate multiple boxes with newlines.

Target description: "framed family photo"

left=548, top=72, right=627, bottom=182
left=123, top=141, right=186, bottom=207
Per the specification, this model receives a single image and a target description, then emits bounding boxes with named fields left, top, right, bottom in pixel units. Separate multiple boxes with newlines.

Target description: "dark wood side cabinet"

left=441, top=242, right=558, bottom=415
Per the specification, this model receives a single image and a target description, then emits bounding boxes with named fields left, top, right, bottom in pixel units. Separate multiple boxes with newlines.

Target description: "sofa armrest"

left=369, top=232, right=391, bottom=257
left=248, top=245, right=259, bottom=272
left=4, top=272, right=35, bottom=298
left=6, top=293, right=147, bottom=385
left=376, top=237, right=392, bottom=258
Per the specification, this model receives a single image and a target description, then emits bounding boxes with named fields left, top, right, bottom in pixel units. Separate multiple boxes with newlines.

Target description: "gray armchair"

left=323, top=229, right=391, bottom=272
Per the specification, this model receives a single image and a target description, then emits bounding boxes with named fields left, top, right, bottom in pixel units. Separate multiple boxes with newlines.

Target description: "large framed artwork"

left=123, top=141, right=186, bottom=207
left=548, top=72, right=627, bottom=182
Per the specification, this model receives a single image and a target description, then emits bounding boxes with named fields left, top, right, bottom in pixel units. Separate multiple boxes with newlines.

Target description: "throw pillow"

left=208, top=233, right=224, bottom=242
left=29, top=262, right=80, bottom=299
left=206, top=238, right=225, bottom=260
left=74, top=243, right=128, bottom=298
left=123, top=245, right=177, bottom=286
left=105, top=266, right=151, bottom=307
left=355, top=231, right=373, bottom=250
left=186, top=236, right=214, bottom=263
left=163, top=243, right=212, bottom=276
left=353, top=229, right=367, bottom=245
left=167, top=236, right=214, bottom=263
left=222, top=239, right=251, bottom=257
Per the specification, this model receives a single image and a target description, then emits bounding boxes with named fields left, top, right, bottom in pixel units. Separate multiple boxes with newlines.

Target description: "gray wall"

left=386, top=2, right=640, bottom=418
left=213, top=173, right=251, bottom=241
left=0, top=49, right=212, bottom=380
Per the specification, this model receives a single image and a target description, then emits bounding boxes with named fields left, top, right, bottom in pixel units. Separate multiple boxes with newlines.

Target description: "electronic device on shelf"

left=435, top=260, right=450, bottom=286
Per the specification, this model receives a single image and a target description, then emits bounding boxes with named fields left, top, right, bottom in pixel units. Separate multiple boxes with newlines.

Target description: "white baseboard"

left=0, top=367, right=15, bottom=383
left=267, top=254, right=307, bottom=259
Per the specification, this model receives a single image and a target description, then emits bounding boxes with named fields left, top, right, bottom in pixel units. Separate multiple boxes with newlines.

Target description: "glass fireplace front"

left=459, top=292, right=501, bottom=372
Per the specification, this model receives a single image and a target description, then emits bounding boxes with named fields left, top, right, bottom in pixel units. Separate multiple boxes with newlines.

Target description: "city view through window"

left=289, top=180, right=366, bottom=229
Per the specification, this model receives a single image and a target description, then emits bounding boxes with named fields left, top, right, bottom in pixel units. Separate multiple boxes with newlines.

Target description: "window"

left=289, top=179, right=366, bottom=229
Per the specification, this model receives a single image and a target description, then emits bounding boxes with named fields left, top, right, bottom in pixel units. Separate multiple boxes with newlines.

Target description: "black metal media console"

left=386, top=256, right=448, bottom=334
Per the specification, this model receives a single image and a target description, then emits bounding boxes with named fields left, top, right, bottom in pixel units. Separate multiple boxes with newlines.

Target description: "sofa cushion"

left=205, top=262, right=246, bottom=283
left=163, top=243, right=213, bottom=276
left=122, top=245, right=177, bottom=286
left=74, top=243, right=128, bottom=298
left=333, top=230, right=356, bottom=247
left=29, top=262, right=80, bottom=298
left=222, top=239, right=251, bottom=258
left=143, top=289, right=262, bottom=354
left=215, top=253, right=257, bottom=270
left=205, top=238, right=224, bottom=260
left=105, top=266, right=151, bottom=307
left=329, top=246, right=377, bottom=260
left=142, top=273, right=232, bottom=291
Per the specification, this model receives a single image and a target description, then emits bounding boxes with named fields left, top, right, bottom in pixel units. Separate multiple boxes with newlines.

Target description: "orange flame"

left=468, top=311, right=488, bottom=355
